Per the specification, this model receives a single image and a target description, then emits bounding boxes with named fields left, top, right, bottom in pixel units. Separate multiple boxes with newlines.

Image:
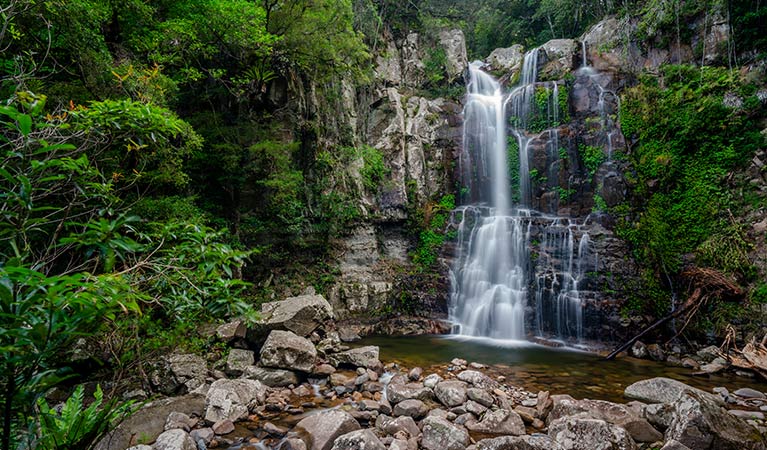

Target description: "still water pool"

left=357, top=334, right=767, bottom=402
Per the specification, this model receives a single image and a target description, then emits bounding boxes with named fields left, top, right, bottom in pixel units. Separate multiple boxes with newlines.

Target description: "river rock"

left=646, top=344, right=665, bottom=361
left=294, top=410, right=361, bottom=450
left=734, top=388, right=766, bottom=399
left=212, top=418, right=234, bottom=435
left=165, top=353, right=207, bottom=392
left=252, top=294, right=333, bottom=338
left=475, top=434, right=564, bottom=450
left=457, top=370, right=500, bottom=390
left=376, top=415, right=420, bottom=438
left=330, top=429, right=386, bottom=450
left=659, top=440, right=692, bottom=450
left=466, top=409, right=525, bottom=436
left=260, top=330, right=317, bottom=372
left=630, top=341, right=647, bottom=358
left=189, top=428, right=214, bottom=445
left=423, top=374, right=443, bottom=388
left=466, top=400, right=489, bottom=416
left=328, top=346, right=380, bottom=368
left=386, top=382, right=433, bottom=404
left=421, top=415, right=470, bottom=450
left=435, top=381, right=468, bottom=407
left=225, top=349, right=254, bottom=376
left=729, top=410, right=766, bottom=420
left=666, top=390, right=767, bottom=450
left=467, top=388, right=494, bottom=408
left=642, top=402, right=676, bottom=430
left=548, top=416, right=637, bottom=450
left=408, top=367, right=423, bottom=381
left=126, top=446, right=152, bottom=450
left=393, top=399, right=429, bottom=418
left=548, top=395, right=662, bottom=442
left=204, top=378, right=266, bottom=423
left=164, top=412, right=192, bottom=432
left=153, top=429, right=196, bottom=450
left=696, top=345, right=720, bottom=362
left=624, top=377, right=721, bottom=405
left=243, top=366, right=300, bottom=387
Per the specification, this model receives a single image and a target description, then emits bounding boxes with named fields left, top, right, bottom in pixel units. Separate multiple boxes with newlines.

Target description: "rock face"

left=259, top=330, right=317, bottom=372
left=204, top=379, right=266, bottom=423
left=293, top=410, right=361, bottom=450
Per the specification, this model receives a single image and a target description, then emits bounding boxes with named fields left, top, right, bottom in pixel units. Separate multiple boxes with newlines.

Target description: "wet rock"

left=212, top=419, right=234, bottom=435
left=681, top=358, right=700, bottom=369
left=329, top=346, right=380, bottom=368
left=457, top=370, right=500, bottom=390
left=699, top=357, right=728, bottom=374
left=408, top=367, right=423, bottom=381
left=260, top=330, right=317, bottom=373
left=283, top=437, right=309, bottom=450
left=225, top=349, right=254, bottom=376
left=313, top=364, right=336, bottom=376
left=666, top=390, right=766, bottom=450
left=293, top=410, right=361, bottom=450
left=734, top=388, right=766, bottom=399
left=330, top=429, right=386, bottom=450
left=624, top=377, right=721, bottom=405
left=475, top=434, right=564, bottom=450
left=153, top=429, right=196, bottom=450
left=629, top=340, right=647, bottom=358
left=251, top=294, right=333, bottom=338
left=243, top=366, right=300, bottom=387
left=548, top=416, right=637, bottom=450
left=423, top=374, right=443, bottom=389
left=467, top=388, right=494, bottom=408
left=190, top=428, right=214, bottom=445
left=386, top=383, right=433, bottom=404
left=435, top=381, right=468, bottom=407
left=466, top=409, right=525, bottom=436
left=646, top=344, right=665, bottom=361
left=393, top=399, right=429, bottom=419
left=421, top=416, right=470, bottom=450
left=264, top=422, right=288, bottom=436
left=204, top=379, right=266, bottom=423
left=338, top=328, right=361, bottom=342
left=696, top=345, right=720, bottom=362
left=729, top=410, right=766, bottom=420
left=376, top=415, right=420, bottom=438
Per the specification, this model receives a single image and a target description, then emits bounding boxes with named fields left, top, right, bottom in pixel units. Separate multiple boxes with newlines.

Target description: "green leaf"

left=18, top=113, right=32, bottom=136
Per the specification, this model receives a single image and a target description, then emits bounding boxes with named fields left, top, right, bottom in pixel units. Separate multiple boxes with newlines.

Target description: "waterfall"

left=450, top=52, right=593, bottom=345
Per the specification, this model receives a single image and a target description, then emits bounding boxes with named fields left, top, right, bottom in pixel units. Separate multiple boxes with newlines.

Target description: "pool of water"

left=358, top=334, right=767, bottom=402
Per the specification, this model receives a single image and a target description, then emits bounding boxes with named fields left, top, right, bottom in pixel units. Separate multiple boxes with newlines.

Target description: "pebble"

left=734, top=388, right=766, bottom=399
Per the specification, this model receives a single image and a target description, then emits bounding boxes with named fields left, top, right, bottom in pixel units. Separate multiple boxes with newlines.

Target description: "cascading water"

left=451, top=52, right=595, bottom=345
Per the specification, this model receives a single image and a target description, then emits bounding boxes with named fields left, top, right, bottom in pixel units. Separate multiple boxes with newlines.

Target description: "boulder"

left=94, top=394, right=205, bottom=450
left=386, top=383, right=434, bottom=404
left=251, top=294, right=333, bottom=338
left=204, top=378, right=266, bottom=423
left=153, top=429, right=196, bottom=450
left=467, top=388, right=494, bottom=408
left=624, top=378, right=721, bottom=405
left=660, top=440, right=692, bottom=450
left=215, top=320, right=246, bottom=342
left=541, top=39, right=578, bottom=79
left=164, top=412, right=192, bottom=432
left=486, top=45, right=524, bottom=74
left=243, top=366, right=300, bottom=387
left=393, top=399, right=429, bottom=419
left=423, top=374, right=443, bottom=389
left=548, top=416, right=637, bottom=450
left=328, top=346, right=380, bottom=368
left=225, top=349, right=254, bottom=376
left=665, top=390, right=767, bottom=450
left=457, top=370, right=500, bottom=390
left=466, top=409, right=525, bottom=436
left=376, top=415, right=420, bottom=438
left=434, top=381, right=468, bottom=407
left=734, top=388, right=766, bottom=399
left=260, top=330, right=317, bottom=372
left=548, top=395, right=662, bottom=443
left=476, top=435, right=564, bottom=450
left=293, top=410, right=361, bottom=450
left=330, top=429, right=386, bottom=450
left=421, top=416, right=470, bottom=450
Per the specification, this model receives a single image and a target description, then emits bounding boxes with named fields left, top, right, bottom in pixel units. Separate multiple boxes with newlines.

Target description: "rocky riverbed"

left=95, top=294, right=767, bottom=450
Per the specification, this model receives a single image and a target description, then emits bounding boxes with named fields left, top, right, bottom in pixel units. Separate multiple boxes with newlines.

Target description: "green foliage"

left=29, top=385, right=134, bottom=450
left=507, top=138, right=521, bottom=203
left=357, top=145, right=387, bottom=191
left=412, top=194, right=455, bottom=271
left=0, top=263, right=139, bottom=449
left=556, top=186, right=575, bottom=201
left=592, top=194, right=607, bottom=212
left=696, top=219, right=754, bottom=279
left=423, top=48, right=448, bottom=87
left=578, top=144, right=606, bottom=176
